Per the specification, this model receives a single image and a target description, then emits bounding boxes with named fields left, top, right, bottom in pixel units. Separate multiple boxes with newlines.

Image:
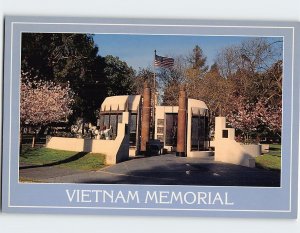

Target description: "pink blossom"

left=20, top=71, right=75, bottom=126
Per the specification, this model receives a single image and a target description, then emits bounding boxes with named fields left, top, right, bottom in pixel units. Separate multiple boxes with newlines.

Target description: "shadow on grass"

left=269, top=147, right=281, bottom=152
left=20, top=151, right=89, bottom=170
left=20, top=145, right=43, bottom=159
left=269, top=154, right=281, bottom=158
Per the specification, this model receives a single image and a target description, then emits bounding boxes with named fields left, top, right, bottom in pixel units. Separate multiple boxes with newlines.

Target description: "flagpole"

left=152, top=50, right=157, bottom=140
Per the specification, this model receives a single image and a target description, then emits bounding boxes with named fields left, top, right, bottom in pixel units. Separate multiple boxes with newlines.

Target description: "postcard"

left=2, top=16, right=299, bottom=218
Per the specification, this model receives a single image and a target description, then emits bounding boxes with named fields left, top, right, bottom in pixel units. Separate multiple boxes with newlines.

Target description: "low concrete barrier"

left=187, top=150, right=214, bottom=158
left=214, top=139, right=257, bottom=168
left=241, top=144, right=262, bottom=157
left=261, top=144, right=270, bottom=154
left=46, top=113, right=129, bottom=164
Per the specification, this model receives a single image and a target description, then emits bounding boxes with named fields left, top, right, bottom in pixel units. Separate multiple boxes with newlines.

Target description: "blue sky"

left=93, top=34, right=281, bottom=71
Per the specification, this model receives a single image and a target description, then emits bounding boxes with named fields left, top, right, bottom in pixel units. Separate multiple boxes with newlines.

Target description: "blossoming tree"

left=255, top=98, right=282, bottom=136
left=20, top=72, right=74, bottom=147
left=226, top=96, right=260, bottom=142
left=226, top=96, right=282, bottom=143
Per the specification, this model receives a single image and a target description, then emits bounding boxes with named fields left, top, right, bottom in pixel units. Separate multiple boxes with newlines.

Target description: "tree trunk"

left=37, top=125, right=46, bottom=137
left=32, top=135, right=36, bottom=148
left=82, top=119, right=85, bottom=137
left=19, top=130, right=23, bottom=152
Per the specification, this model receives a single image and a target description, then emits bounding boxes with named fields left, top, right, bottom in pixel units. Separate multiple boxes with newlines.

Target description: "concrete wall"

left=46, top=112, right=130, bottom=164
left=154, top=100, right=211, bottom=157
left=214, top=117, right=259, bottom=168
left=241, top=144, right=262, bottom=157
left=261, top=144, right=270, bottom=154
left=187, top=150, right=214, bottom=158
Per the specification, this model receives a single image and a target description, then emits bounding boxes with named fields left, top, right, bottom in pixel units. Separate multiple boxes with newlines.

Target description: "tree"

left=133, top=67, right=161, bottom=110
left=195, top=63, right=234, bottom=126
left=133, top=68, right=155, bottom=95
left=255, top=98, right=282, bottom=136
left=103, top=55, right=136, bottom=96
left=226, top=96, right=260, bottom=142
left=21, top=33, right=107, bottom=123
left=261, top=60, right=282, bottom=103
left=226, top=96, right=282, bottom=142
left=20, top=72, right=74, bottom=147
left=21, top=33, right=139, bottom=124
left=159, top=56, right=187, bottom=105
left=187, top=45, right=209, bottom=72
left=21, top=33, right=101, bottom=83
left=216, top=38, right=282, bottom=78
left=184, top=45, right=210, bottom=100
left=154, top=46, right=209, bottom=106
left=214, top=38, right=283, bottom=140
left=216, top=38, right=283, bottom=101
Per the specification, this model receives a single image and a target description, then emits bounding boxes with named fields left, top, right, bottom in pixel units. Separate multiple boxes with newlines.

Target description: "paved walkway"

left=20, top=154, right=280, bottom=186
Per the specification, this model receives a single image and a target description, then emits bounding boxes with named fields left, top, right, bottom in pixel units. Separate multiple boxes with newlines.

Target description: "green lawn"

left=20, top=145, right=106, bottom=171
left=255, top=144, right=281, bottom=171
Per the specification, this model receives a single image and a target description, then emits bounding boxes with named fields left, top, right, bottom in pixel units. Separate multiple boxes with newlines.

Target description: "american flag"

left=154, top=54, right=174, bottom=69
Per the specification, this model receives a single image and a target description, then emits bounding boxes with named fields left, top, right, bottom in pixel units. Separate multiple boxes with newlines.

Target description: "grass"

left=19, top=177, right=44, bottom=183
left=20, top=145, right=106, bottom=171
left=255, top=144, right=281, bottom=171
left=59, top=153, right=106, bottom=171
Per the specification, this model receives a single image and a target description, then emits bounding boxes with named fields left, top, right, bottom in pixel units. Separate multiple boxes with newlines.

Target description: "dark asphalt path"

left=20, top=154, right=280, bottom=187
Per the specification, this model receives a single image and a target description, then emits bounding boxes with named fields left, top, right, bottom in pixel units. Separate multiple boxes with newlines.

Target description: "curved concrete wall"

left=214, top=139, right=256, bottom=168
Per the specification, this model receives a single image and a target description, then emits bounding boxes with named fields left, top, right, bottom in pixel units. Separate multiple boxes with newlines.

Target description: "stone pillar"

left=176, top=86, right=187, bottom=157
left=140, top=82, right=151, bottom=153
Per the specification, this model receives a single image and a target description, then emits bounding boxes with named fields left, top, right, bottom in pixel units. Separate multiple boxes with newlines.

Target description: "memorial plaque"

left=157, top=127, right=164, bottom=134
left=157, top=135, right=164, bottom=141
left=157, top=119, right=164, bottom=126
